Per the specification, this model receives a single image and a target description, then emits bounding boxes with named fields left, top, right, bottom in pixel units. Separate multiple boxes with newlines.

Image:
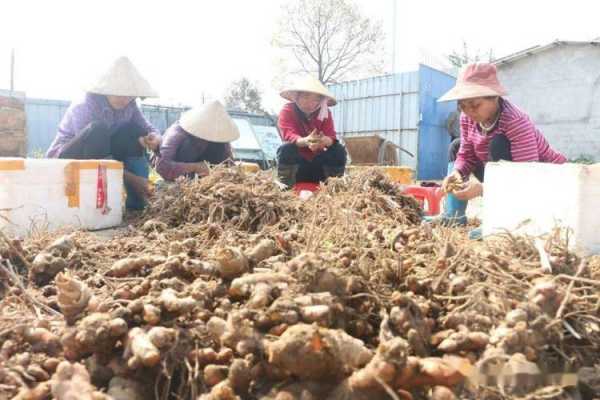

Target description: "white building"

left=495, top=40, right=600, bottom=161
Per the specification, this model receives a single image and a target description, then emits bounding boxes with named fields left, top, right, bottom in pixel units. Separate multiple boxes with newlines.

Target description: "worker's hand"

left=308, top=141, right=323, bottom=152
left=453, top=180, right=483, bottom=201
left=138, top=133, right=162, bottom=151
left=125, top=173, right=152, bottom=199
left=441, top=170, right=464, bottom=194
left=306, top=128, right=320, bottom=141
left=320, top=135, right=334, bottom=148
left=296, top=137, right=310, bottom=148
left=307, top=131, right=330, bottom=152
left=190, top=161, right=210, bottom=177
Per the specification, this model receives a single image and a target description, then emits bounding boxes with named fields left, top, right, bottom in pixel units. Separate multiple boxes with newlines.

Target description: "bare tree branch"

left=274, top=0, right=385, bottom=84
left=447, top=40, right=495, bottom=68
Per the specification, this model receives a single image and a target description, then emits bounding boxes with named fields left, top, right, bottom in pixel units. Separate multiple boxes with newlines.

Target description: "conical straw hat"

left=280, top=75, right=336, bottom=106
left=87, top=56, right=158, bottom=98
left=179, top=100, right=240, bottom=143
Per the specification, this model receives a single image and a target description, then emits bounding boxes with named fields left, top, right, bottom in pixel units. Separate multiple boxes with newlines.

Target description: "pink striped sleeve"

left=536, top=134, right=567, bottom=164
left=503, top=117, right=542, bottom=162
left=454, top=115, right=478, bottom=178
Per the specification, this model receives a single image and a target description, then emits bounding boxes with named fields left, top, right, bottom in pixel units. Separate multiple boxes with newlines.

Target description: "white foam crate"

left=0, top=158, right=124, bottom=236
left=482, top=161, right=600, bottom=255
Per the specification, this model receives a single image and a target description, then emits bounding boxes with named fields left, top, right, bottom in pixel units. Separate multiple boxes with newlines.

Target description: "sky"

left=1, top=0, right=599, bottom=112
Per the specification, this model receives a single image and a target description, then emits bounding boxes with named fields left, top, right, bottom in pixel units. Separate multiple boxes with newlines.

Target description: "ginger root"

left=47, top=235, right=76, bottom=257
left=125, top=327, right=160, bottom=368
left=379, top=294, right=433, bottom=356
left=60, top=313, right=127, bottom=361
left=247, top=239, right=279, bottom=265
left=107, top=376, right=147, bottom=400
left=430, top=386, right=457, bottom=400
left=28, top=235, right=76, bottom=286
left=215, top=247, right=249, bottom=279
left=124, top=326, right=177, bottom=368
left=329, top=338, right=469, bottom=400
left=21, top=326, right=61, bottom=356
left=267, top=324, right=373, bottom=381
left=159, top=288, right=197, bottom=315
left=229, top=272, right=292, bottom=309
left=26, top=364, right=50, bottom=382
left=198, top=380, right=240, bottom=400
left=437, top=331, right=489, bottom=353
left=204, top=364, right=229, bottom=387
left=106, top=255, right=165, bottom=278
left=143, top=304, right=162, bottom=325
left=528, top=279, right=564, bottom=316
left=56, top=272, right=95, bottom=325
left=208, top=312, right=262, bottom=356
left=29, top=252, right=67, bottom=286
left=13, top=382, right=51, bottom=400
left=141, top=219, right=167, bottom=233
left=228, top=359, right=252, bottom=396
left=50, top=361, right=108, bottom=400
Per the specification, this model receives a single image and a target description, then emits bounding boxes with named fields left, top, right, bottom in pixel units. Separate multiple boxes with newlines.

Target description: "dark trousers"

left=58, top=122, right=149, bottom=210
left=277, top=142, right=347, bottom=183
left=58, top=121, right=146, bottom=161
left=448, top=134, right=512, bottom=182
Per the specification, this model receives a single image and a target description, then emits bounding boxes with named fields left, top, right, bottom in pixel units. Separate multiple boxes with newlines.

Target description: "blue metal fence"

left=328, top=65, right=456, bottom=180
left=24, top=98, right=279, bottom=162
left=25, top=98, right=70, bottom=155
left=328, top=72, right=420, bottom=170
left=417, top=65, right=457, bottom=180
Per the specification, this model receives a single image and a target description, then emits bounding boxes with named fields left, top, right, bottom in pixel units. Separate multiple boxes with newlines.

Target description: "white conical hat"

left=179, top=100, right=240, bottom=143
left=280, top=75, right=337, bottom=106
left=87, top=56, right=158, bottom=98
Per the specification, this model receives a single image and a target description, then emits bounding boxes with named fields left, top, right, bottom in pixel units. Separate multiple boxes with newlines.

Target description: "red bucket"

left=293, top=182, right=320, bottom=196
left=402, top=185, right=444, bottom=216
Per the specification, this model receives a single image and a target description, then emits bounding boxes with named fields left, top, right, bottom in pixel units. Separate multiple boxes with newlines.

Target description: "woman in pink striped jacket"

left=435, top=63, right=566, bottom=226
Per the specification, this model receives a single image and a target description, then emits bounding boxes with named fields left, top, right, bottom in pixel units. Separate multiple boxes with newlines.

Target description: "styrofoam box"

left=482, top=161, right=600, bottom=255
left=0, top=158, right=124, bottom=236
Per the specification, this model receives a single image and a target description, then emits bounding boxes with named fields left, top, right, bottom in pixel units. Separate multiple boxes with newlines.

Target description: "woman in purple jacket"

left=151, top=101, right=240, bottom=181
left=46, top=57, right=161, bottom=209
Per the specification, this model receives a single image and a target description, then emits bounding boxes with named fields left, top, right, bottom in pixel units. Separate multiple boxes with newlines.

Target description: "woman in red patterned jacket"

left=276, top=76, right=347, bottom=188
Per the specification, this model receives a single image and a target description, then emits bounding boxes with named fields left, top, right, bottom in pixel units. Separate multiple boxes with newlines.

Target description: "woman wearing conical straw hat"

left=46, top=56, right=161, bottom=210
left=151, top=100, right=240, bottom=181
left=277, top=76, right=347, bottom=187
left=434, top=63, right=566, bottom=232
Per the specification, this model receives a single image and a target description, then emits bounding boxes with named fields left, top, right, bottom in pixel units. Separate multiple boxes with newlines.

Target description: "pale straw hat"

left=87, top=56, right=158, bottom=98
left=280, top=75, right=337, bottom=106
left=438, top=63, right=507, bottom=102
left=179, top=100, right=240, bottom=143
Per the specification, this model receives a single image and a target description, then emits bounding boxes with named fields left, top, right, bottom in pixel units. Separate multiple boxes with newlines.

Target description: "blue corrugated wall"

left=328, top=66, right=456, bottom=180
left=24, top=98, right=277, bottom=158
left=25, top=98, right=70, bottom=155
left=328, top=72, right=420, bottom=171
left=417, top=65, right=457, bottom=180
left=25, top=98, right=186, bottom=155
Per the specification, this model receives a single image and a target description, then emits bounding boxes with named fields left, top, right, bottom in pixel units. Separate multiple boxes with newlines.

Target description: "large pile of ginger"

left=1, top=166, right=600, bottom=400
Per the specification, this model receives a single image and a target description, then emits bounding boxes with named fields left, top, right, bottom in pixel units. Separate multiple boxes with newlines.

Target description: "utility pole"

left=10, top=48, right=15, bottom=94
left=391, top=0, right=397, bottom=73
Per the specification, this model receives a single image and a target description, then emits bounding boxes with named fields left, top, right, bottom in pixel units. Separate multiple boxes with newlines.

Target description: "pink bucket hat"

left=438, top=63, right=507, bottom=102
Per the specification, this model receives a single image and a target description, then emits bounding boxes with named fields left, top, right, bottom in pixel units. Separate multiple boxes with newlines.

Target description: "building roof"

left=494, top=40, right=600, bottom=66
